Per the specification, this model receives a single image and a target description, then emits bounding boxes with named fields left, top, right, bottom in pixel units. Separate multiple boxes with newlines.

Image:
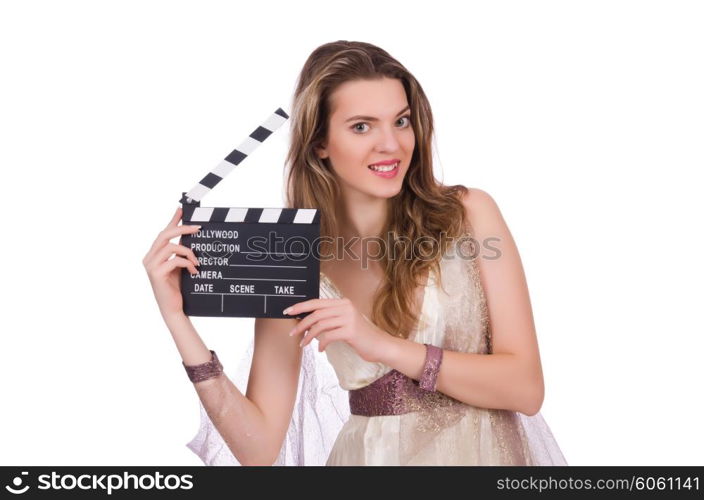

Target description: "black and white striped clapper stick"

left=179, top=108, right=290, bottom=205
left=178, top=107, right=321, bottom=319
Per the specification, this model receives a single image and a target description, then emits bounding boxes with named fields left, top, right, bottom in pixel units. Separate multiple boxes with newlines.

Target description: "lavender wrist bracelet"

left=183, top=350, right=223, bottom=383
left=418, top=343, right=443, bottom=391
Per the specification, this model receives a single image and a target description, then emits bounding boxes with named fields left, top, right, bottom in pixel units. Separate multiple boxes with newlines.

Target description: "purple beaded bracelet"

left=183, top=350, right=223, bottom=383
left=418, top=343, right=443, bottom=391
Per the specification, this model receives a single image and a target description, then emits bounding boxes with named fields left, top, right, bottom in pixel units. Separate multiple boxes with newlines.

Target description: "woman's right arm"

left=144, top=207, right=302, bottom=466
left=166, top=313, right=301, bottom=466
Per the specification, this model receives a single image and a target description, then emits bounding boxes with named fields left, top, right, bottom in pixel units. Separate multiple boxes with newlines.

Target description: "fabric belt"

left=349, top=369, right=433, bottom=417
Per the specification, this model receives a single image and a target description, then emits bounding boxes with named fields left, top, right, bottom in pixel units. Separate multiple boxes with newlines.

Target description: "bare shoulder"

left=459, top=186, right=498, bottom=211
left=458, top=186, right=505, bottom=235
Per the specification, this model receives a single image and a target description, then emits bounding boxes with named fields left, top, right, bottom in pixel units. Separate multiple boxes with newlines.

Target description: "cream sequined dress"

left=186, top=235, right=568, bottom=466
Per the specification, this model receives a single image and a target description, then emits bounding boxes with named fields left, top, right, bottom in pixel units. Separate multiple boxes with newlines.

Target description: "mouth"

left=367, top=161, right=400, bottom=178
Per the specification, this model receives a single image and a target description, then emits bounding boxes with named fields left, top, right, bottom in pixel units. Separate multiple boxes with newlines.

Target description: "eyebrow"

left=344, top=105, right=411, bottom=123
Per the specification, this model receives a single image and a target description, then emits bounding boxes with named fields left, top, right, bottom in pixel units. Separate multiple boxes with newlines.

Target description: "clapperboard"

left=178, top=108, right=320, bottom=319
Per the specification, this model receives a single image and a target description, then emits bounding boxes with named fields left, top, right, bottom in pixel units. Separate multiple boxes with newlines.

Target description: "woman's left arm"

left=378, top=188, right=545, bottom=416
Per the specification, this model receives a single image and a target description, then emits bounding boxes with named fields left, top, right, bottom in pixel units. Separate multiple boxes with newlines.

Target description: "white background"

left=0, top=0, right=702, bottom=466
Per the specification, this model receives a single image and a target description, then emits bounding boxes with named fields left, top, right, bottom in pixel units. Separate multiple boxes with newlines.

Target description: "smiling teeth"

left=368, top=162, right=399, bottom=172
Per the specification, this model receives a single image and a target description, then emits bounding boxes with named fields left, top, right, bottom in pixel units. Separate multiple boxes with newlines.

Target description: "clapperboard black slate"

left=178, top=108, right=320, bottom=319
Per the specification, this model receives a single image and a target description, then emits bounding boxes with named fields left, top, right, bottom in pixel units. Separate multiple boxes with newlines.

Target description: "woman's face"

left=316, top=77, right=415, bottom=200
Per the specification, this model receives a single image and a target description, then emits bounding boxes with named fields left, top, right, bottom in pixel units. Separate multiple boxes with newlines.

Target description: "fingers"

left=158, top=256, right=199, bottom=276
left=143, top=224, right=201, bottom=267
left=288, top=306, right=341, bottom=338
left=152, top=243, right=200, bottom=270
left=166, top=207, right=182, bottom=230
left=283, top=297, right=348, bottom=316
left=299, top=318, right=343, bottom=348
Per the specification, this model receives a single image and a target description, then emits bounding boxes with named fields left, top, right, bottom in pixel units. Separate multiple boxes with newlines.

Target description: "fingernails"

left=282, top=308, right=291, bottom=315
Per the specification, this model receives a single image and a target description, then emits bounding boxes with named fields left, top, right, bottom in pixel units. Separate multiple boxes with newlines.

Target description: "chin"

left=360, top=180, right=404, bottom=199
left=377, top=184, right=404, bottom=199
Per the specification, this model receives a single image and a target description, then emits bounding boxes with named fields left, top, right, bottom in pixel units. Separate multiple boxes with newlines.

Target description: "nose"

left=374, top=124, right=402, bottom=152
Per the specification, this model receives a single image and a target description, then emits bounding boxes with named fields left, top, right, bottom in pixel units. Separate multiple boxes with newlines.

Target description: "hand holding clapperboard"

left=178, top=108, right=320, bottom=319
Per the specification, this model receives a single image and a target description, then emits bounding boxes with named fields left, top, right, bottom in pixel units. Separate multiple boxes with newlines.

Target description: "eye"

left=397, top=115, right=411, bottom=127
left=351, top=115, right=412, bottom=134
left=352, top=122, right=369, bottom=133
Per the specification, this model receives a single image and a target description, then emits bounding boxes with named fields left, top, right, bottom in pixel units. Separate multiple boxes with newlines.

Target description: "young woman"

left=144, top=40, right=567, bottom=466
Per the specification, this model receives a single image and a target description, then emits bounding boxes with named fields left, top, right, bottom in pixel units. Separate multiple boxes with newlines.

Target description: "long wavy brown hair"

left=285, top=40, right=470, bottom=339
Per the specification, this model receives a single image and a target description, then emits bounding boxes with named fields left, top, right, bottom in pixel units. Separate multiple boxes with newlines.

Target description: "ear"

left=314, top=141, right=329, bottom=160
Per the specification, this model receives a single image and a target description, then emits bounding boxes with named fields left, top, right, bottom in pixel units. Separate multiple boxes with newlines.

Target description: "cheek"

left=335, top=137, right=370, bottom=167
left=402, top=130, right=416, bottom=150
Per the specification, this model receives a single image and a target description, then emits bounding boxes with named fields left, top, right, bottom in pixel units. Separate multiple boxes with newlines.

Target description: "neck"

left=337, top=189, right=388, bottom=241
